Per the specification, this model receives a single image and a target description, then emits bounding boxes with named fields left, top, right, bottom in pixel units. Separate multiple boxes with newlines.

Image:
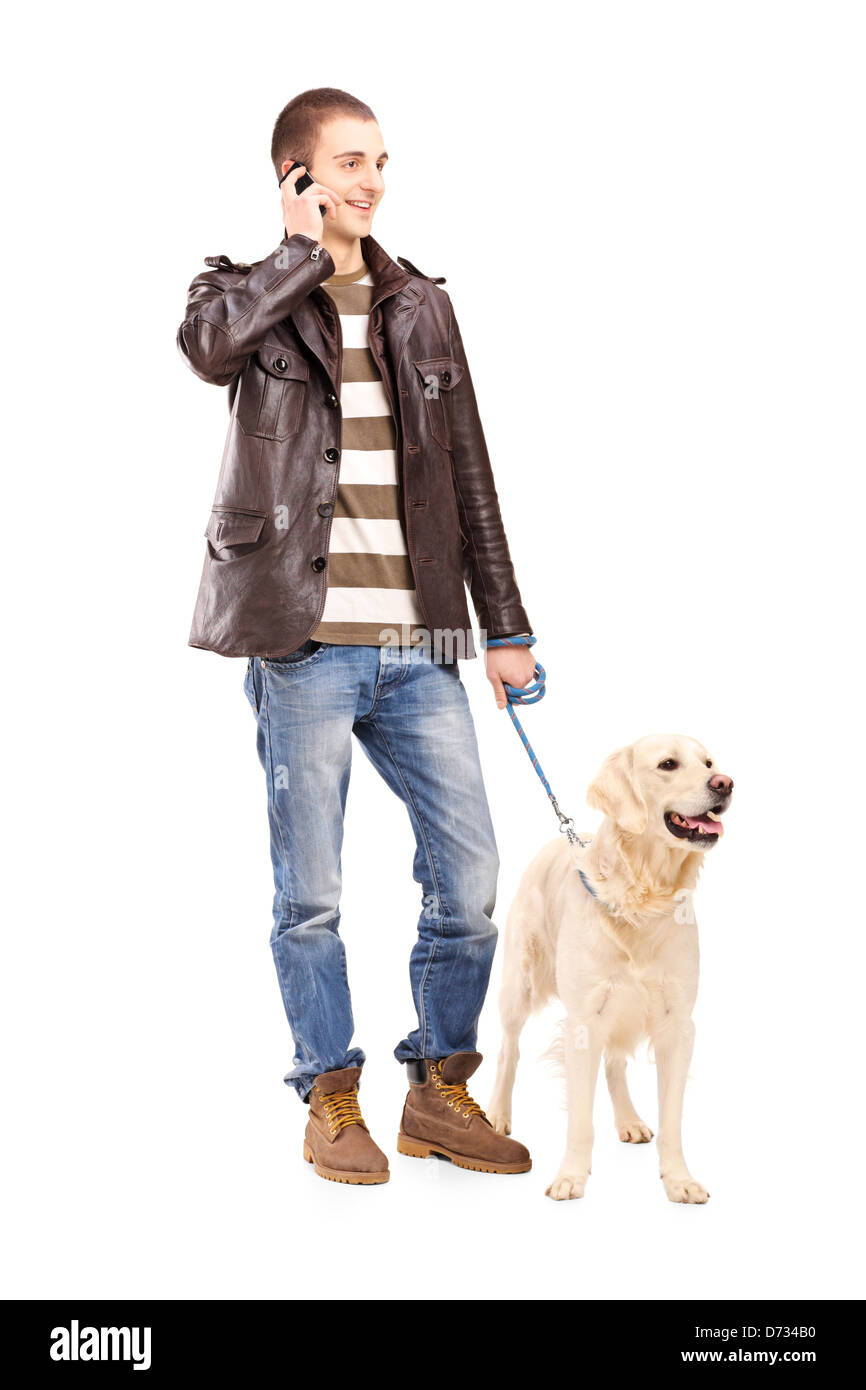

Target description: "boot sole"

left=303, top=1142, right=389, bottom=1184
left=396, top=1130, right=531, bottom=1174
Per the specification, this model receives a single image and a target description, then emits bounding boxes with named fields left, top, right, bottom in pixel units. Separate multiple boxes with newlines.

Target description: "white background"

left=2, top=0, right=864, bottom=1301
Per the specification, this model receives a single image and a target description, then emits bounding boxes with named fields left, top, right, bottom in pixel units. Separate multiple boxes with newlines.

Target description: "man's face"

left=283, top=116, right=387, bottom=241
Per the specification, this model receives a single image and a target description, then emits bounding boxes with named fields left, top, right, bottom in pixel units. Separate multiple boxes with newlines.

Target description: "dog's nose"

left=708, top=773, right=733, bottom=795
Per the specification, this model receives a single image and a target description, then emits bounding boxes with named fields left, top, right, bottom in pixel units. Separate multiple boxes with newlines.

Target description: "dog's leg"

left=545, top=1016, right=602, bottom=1200
left=487, top=965, right=533, bottom=1135
left=652, top=1015, right=709, bottom=1204
left=605, top=1053, right=654, bottom=1143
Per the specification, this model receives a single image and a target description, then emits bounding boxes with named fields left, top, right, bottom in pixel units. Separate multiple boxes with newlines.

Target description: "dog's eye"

left=658, top=759, right=678, bottom=771
left=706, top=759, right=712, bottom=767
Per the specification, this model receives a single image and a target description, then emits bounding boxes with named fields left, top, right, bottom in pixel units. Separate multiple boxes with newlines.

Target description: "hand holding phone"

left=279, top=162, right=341, bottom=241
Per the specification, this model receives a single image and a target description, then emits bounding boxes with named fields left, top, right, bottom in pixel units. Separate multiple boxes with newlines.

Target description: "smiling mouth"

left=346, top=200, right=372, bottom=211
left=665, top=807, right=726, bottom=844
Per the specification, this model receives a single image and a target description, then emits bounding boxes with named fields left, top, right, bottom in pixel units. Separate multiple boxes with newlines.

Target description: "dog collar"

left=564, top=833, right=619, bottom=915
left=577, top=866, right=619, bottom=916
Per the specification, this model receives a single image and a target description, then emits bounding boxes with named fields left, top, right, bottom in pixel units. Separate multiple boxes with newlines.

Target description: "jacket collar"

left=358, top=234, right=412, bottom=307
left=278, top=231, right=411, bottom=308
left=281, top=232, right=418, bottom=393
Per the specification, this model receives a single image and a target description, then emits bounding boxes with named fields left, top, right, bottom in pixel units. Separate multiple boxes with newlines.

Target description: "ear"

left=587, top=745, right=648, bottom=835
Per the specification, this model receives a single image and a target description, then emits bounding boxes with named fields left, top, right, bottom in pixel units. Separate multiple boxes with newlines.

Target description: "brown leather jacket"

left=177, top=231, right=531, bottom=659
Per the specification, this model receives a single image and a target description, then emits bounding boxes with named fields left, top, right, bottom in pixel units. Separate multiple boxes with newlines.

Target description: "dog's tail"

left=539, top=1017, right=569, bottom=1112
left=540, top=1018, right=649, bottom=1109
left=503, top=874, right=558, bottom=1017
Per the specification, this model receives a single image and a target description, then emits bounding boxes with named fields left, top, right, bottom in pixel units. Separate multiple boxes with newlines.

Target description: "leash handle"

left=484, top=634, right=545, bottom=705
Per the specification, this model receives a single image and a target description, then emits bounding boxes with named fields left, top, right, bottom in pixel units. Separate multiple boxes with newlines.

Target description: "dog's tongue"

left=682, top=815, right=723, bottom=834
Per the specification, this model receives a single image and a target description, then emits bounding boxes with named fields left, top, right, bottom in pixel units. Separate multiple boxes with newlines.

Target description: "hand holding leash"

left=485, top=634, right=546, bottom=706
left=483, top=634, right=540, bottom=710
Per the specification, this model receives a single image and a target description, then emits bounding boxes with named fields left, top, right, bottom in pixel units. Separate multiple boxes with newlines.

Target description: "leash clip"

left=549, top=794, right=574, bottom=835
left=549, top=795, right=589, bottom=850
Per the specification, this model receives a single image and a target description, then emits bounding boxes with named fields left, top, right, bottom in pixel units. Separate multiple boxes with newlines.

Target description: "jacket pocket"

left=413, top=357, right=465, bottom=450
left=205, top=506, right=268, bottom=552
left=236, top=345, right=309, bottom=441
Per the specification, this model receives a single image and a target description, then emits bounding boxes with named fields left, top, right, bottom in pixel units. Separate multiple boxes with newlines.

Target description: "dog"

left=487, top=735, right=733, bottom=1202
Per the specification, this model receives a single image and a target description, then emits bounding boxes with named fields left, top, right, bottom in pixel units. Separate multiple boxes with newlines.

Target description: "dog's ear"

left=587, top=745, right=648, bottom=835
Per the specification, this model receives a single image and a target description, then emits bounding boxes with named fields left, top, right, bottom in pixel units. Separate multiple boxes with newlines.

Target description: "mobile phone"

left=279, top=160, right=327, bottom=217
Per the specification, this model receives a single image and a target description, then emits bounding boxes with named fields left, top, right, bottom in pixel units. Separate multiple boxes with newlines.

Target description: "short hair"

left=270, top=88, right=377, bottom=181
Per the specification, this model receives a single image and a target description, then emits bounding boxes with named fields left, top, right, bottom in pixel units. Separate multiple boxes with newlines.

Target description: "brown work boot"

left=303, top=1066, right=389, bottom=1185
left=397, top=1052, right=531, bottom=1174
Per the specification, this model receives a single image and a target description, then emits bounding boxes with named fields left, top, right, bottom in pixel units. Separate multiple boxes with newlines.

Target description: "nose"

left=709, top=773, right=733, bottom=795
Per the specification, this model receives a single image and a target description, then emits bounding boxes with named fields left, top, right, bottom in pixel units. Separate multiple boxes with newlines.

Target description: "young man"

left=178, top=88, right=537, bottom=1185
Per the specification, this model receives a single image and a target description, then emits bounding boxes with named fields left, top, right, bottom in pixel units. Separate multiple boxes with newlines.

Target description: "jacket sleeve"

left=176, top=233, right=335, bottom=387
left=445, top=293, right=533, bottom=641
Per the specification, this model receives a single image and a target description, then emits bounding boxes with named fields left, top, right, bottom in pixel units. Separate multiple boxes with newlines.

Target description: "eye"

left=658, top=759, right=678, bottom=771
left=706, top=759, right=712, bottom=767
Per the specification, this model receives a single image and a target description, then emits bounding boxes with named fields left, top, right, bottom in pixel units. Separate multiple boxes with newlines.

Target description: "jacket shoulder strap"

left=396, top=255, right=446, bottom=286
left=203, top=254, right=253, bottom=273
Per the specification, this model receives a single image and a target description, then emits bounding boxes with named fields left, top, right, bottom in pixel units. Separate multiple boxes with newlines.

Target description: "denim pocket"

left=244, top=656, right=262, bottom=713
left=263, top=640, right=328, bottom=671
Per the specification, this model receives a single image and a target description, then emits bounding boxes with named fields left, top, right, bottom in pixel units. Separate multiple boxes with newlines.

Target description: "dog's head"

left=587, top=735, right=733, bottom=851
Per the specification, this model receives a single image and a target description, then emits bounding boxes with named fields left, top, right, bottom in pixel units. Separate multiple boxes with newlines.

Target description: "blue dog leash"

left=485, top=635, right=617, bottom=910
left=485, top=635, right=588, bottom=850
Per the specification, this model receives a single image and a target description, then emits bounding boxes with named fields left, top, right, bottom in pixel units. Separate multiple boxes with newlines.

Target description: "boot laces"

left=429, top=1061, right=487, bottom=1119
left=316, top=1085, right=364, bottom=1135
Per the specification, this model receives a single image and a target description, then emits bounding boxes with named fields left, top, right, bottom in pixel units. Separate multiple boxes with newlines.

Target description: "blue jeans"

left=243, top=640, right=500, bottom=1103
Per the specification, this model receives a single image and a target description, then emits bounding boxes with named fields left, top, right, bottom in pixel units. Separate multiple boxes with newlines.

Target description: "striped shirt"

left=310, top=261, right=427, bottom=646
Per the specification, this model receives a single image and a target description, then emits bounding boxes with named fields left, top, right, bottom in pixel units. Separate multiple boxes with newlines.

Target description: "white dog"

left=487, top=735, right=733, bottom=1202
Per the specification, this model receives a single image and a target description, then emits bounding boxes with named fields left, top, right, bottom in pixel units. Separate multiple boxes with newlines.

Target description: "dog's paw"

left=617, top=1118, right=654, bottom=1143
left=486, top=1110, right=512, bottom=1135
left=662, top=1173, right=710, bottom=1204
left=545, top=1171, right=588, bottom=1201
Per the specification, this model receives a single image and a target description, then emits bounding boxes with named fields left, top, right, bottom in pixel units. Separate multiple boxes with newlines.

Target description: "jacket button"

left=441, top=370, right=451, bottom=385
left=273, top=357, right=288, bottom=372
left=325, top=393, right=339, bottom=408
left=317, top=502, right=333, bottom=517
left=324, top=447, right=340, bottom=463
left=312, top=556, right=327, bottom=572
